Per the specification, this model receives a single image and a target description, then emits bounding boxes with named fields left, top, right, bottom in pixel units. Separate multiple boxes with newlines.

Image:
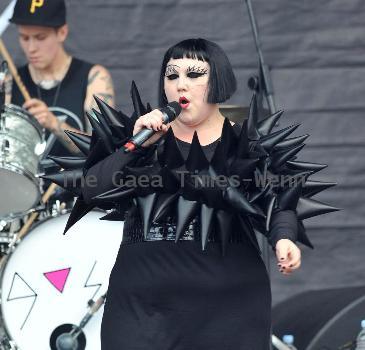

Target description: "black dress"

left=100, top=137, right=293, bottom=350
left=45, top=93, right=335, bottom=349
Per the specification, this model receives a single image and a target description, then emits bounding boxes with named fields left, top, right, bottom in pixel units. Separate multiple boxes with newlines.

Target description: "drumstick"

left=17, top=182, right=58, bottom=240
left=0, top=183, right=59, bottom=269
left=0, top=38, right=31, bottom=101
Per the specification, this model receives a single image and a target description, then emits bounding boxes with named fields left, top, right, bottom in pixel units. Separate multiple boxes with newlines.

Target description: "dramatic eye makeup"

left=186, top=65, right=208, bottom=78
left=165, top=64, right=209, bottom=80
left=165, top=65, right=179, bottom=80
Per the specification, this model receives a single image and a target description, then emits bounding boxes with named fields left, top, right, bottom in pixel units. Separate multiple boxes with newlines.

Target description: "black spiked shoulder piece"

left=44, top=82, right=339, bottom=254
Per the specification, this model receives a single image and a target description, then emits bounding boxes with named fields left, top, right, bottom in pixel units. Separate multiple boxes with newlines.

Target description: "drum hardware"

left=51, top=200, right=68, bottom=218
left=53, top=294, right=107, bottom=350
left=0, top=211, right=123, bottom=349
left=0, top=105, right=45, bottom=219
left=0, top=336, right=16, bottom=350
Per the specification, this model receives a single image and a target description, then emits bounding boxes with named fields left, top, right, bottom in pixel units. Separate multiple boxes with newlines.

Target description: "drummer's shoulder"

left=85, top=64, right=115, bottom=108
left=87, top=64, right=113, bottom=86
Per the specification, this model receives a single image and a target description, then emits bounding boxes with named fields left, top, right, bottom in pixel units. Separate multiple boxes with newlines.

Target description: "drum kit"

left=0, top=44, right=123, bottom=349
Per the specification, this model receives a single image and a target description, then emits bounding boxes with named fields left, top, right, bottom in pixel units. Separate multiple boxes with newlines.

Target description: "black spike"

left=297, top=220, right=314, bottom=248
left=297, top=197, right=340, bottom=220
left=260, top=124, right=300, bottom=151
left=200, top=204, right=214, bottom=250
left=286, top=160, right=328, bottom=174
left=236, top=120, right=249, bottom=158
left=223, top=186, right=264, bottom=218
left=85, top=112, right=113, bottom=154
left=265, top=196, right=276, bottom=232
left=92, top=108, right=113, bottom=138
left=152, top=193, right=178, bottom=222
left=42, top=170, right=83, bottom=196
left=94, top=186, right=135, bottom=201
left=94, top=95, right=123, bottom=127
left=64, top=130, right=90, bottom=155
left=100, top=210, right=126, bottom=221
left=84, top=139, right=110, bottom=170
left=220, top=117, right=238, bottom=155
left=157, top=128, right=185, bottom=168
left=274, top=134, right=309, bottom=150
left=48, top=155, right=86, bottom=170
left=257, top=110, right=284, bottom=136
left=130, top=81, right=146, bottom=118
left=302, top=180, right=337, bottom=197
left=109, top=125, right=128, bottom=141
left=136, top=193, right=157, bottom=239
left=185, top=132, right=209, bottom=172
left=64, top=198, right=94, bottom=234
left=277, top=183, right=302, bottom=211
left=271, top=144, right=306, bottom=169
left=175, top=196, right=200, bottom=242
left=249, top=182, right=272, bottom=203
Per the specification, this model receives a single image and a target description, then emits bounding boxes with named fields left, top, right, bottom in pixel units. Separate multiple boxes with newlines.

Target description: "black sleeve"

left=81, top=147, right=153, bottom=203
left=268, top=209, right=298, bottom=249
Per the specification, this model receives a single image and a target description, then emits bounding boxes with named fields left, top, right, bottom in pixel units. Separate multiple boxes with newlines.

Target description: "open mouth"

left=179, top=96, right=190, bottom=108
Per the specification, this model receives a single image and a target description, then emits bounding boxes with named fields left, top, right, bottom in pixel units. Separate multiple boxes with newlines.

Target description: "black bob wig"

left=158, top=38, right=237, bottom=106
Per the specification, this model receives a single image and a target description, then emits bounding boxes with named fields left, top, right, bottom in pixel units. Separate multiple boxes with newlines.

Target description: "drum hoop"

left=4, top=104, right=43, bottom=138
left=0, top=209, right=108, bottom=347
left=0, top=163, right=41, bottom=220
left=0, top=212, right=68, bottom=346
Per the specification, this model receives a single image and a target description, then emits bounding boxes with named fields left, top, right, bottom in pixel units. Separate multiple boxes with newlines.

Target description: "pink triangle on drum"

left=44, top=268, right=71, bottom=293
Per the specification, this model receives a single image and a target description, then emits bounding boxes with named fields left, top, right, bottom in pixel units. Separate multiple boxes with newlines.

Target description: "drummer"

left=4, top=0, right=115, bottom=156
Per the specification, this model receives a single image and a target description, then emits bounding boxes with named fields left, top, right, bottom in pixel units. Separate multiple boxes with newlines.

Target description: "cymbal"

left=219, top=105, right=269, bottom=123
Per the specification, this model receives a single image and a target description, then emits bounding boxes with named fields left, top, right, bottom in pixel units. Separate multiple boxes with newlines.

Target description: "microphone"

left=123, top=101, right=182, bottom=153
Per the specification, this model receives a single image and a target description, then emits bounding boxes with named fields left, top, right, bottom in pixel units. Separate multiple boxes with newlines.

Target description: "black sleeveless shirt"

left=11, top=57, right=93, bottom=156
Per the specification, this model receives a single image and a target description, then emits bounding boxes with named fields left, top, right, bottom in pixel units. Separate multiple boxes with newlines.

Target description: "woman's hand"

left=275, top=239, right=301, bottom=276
left=132, top=109, right=170, bottom=148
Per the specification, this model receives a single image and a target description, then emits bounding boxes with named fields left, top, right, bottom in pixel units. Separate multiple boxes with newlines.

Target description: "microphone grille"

left=163, top=101, right=182, bottom=121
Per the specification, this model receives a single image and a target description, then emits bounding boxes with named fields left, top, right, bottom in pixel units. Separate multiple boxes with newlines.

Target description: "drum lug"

left=1, top=138, right=10, bottom=157
left=0, top=335, right=17, bottom=349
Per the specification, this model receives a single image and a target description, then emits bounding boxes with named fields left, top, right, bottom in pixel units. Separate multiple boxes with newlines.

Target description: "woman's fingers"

left=276, top=239, right=302, bottom=275
left=134, top=110, right=165, bottom=134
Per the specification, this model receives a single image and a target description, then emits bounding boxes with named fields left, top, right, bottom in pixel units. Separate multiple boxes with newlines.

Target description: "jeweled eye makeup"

left=186, top=65, right=209, bottom=78
left=165, top=65, right=179, bottom=80
left=165, top=64, right=209, bottom=80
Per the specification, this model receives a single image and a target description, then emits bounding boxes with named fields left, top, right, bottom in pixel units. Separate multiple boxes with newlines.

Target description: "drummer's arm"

left=83, top=65, right=115, bottom=133
left=50, top=65, right=115, bottom=152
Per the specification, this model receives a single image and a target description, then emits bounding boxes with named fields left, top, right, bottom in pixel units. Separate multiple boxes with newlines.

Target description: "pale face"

left=164, top=57, right=216, bottom=126
left=17, top=25, right=68, bottom=70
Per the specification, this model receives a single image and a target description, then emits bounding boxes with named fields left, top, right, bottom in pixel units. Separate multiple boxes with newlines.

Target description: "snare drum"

left=0, top=105, right=45, bottom=219
left=0, top=211, right=123, bottom=350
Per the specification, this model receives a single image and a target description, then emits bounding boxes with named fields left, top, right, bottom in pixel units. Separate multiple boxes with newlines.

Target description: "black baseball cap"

left=10, top=0, right=67, bottom=28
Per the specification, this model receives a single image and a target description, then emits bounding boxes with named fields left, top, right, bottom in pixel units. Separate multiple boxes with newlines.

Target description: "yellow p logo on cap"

left=30, top=0, right=44, bottom=14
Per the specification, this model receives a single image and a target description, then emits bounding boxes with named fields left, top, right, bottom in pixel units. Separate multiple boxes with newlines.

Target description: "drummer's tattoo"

left=88, top=70, right=100, bottom=85
left=95, top=93, right=113, bottom=105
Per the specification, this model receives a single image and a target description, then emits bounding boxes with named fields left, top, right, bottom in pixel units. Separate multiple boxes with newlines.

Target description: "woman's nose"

left=177, top=76, right=188, bottom=91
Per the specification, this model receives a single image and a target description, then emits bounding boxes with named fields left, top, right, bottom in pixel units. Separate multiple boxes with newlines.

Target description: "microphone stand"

left=243, top=2, right=278, bottom=349
left=244, top=0, right=278, bottom=273
left=245, top=0, right=276, bottom=114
